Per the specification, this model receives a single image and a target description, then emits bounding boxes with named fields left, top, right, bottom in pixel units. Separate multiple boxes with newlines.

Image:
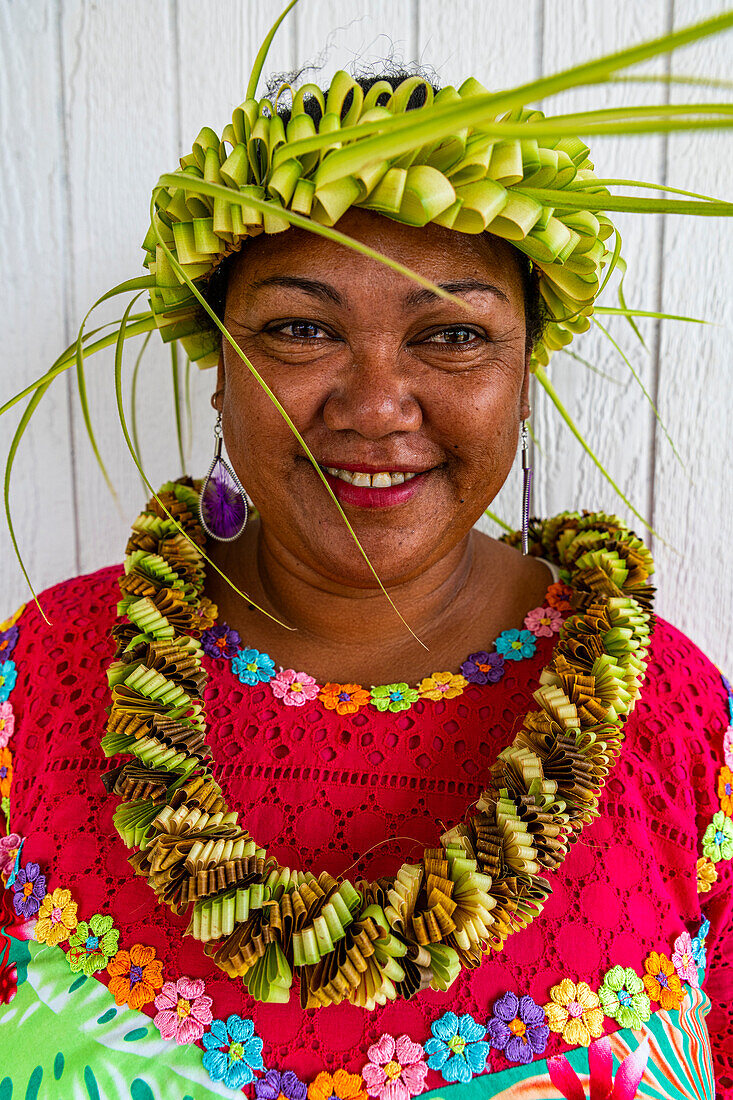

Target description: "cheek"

left=430, top=369, right=521, bottom=480
left=221, top=370, right=324, bottom=478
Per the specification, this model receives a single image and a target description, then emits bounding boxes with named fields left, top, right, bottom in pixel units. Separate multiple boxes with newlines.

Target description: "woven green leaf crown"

left=143, top=70, right=615, bottom=372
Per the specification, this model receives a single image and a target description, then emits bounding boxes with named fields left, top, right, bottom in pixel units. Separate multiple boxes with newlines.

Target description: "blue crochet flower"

left=202, top=1014, right=263, bottom=1089
left=691, top=915, right=711, bottom=972
left=424, top=1011, right=489, bottom=1083
left=495, top=629, right=536, bottom=662
left=231, top=647, right=276, bottom=686
left=0, top=660, right=17, bottom=703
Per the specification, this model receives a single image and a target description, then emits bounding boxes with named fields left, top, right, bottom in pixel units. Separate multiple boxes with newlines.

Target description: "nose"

left=322, top=353, right=423, bottom=438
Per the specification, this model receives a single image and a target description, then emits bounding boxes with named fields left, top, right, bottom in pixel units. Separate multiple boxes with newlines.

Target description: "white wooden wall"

left=1, top=0, right=731, bottom=670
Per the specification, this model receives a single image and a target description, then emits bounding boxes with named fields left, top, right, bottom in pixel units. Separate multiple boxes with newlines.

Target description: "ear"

left=211, top=354, right=225, bottom=412
left=519, top=353, right=532, bottom=421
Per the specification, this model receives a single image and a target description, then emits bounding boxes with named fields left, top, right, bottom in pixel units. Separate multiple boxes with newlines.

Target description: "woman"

left=1, top=17, right=732, bottom=1099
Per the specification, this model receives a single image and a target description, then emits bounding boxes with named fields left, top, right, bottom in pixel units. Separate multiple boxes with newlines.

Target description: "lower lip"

left=320, top=470, right=429, bottom=508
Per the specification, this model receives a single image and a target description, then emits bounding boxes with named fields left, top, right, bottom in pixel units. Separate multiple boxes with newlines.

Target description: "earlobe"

left=519, top=354, right=532, bottom=421
left=212, top=356, right=225, bottom=411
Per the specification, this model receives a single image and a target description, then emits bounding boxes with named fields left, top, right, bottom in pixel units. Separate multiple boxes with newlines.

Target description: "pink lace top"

left=4, top=563, right=733, bottom=1096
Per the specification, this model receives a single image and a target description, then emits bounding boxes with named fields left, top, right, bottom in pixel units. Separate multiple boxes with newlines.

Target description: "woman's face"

left=217, top=207, right=531, bottom=588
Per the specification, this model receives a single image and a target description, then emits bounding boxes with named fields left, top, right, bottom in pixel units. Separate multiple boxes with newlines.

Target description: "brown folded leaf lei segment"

left=102, top=479, right=655, bottom=1009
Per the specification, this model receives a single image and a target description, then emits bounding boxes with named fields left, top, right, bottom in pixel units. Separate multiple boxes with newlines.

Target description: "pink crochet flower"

left=0, top=702, right=14, bottom=748
left=724, top=723, right=733, bottom=769
left=362, top=1033, right=428, bottom=1100
left=671, top=931, right=699, bottom=987
left=271, top=669, right=320, bottom=707
left=0, top=833, right=21, bottom=877
left=153, top=977, right=213, bottom=1044
left=524, top=605, right=563, bottom=638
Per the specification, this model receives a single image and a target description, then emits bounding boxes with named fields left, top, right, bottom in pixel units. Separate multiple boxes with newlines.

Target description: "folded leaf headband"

left=3, top=1, right=733, bottom=612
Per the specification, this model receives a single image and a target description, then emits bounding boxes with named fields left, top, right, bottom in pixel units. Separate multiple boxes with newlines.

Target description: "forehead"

left=225, top=207, right=525, bottom=307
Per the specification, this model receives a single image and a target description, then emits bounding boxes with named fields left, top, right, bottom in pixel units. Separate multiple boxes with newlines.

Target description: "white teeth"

left=321, top=466, right=422, bottom=487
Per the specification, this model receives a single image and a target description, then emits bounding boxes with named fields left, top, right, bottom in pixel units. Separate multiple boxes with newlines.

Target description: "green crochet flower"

left=598, top=965, right=651, bottom=1030
left=702, top=811, right=733, bottom=862
left=66, top=913, right=120, bottom=976
left=370, top=683, right=419, bottom=713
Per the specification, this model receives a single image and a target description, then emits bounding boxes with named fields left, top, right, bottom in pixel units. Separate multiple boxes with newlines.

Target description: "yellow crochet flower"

left=696, top=855, right=718, bottom=893
left=34, top=887, right=78, bottom=947
left=417, top=671, right=468, bottom=702
left=543, top=978, right=604, bottom=1047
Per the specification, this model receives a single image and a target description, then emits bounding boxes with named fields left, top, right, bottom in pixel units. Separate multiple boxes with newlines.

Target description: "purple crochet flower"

left=0, top=625, right=19, bottom=661
left=461, top=650, right=505, bottom=685
left=255, top=1069, right=307, bottom=1100
left=11, top=860, right=47, bottom=919
left=486, top=991, right=549, bottom=1065
left=200, top=623, right=240, bottom=661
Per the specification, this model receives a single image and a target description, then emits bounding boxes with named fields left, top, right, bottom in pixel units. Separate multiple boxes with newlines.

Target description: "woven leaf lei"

left=103, top=479, right=654, bottom=1009
left=144, top=71, right=617, bottom=375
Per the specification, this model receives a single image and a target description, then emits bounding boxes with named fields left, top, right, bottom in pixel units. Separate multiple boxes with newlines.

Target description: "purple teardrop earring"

left=198, top=412, right=249, bottom=542
left=521, top=417, right=532, bottom=555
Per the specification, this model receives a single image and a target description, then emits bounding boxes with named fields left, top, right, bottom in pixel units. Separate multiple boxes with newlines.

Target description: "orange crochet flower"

left=34, top=887, right=78, bottom=947
left=545, top=582, right=572, bottom=611
left=642, top=951, right=684, bottom=1010
left=0, top=747, right=12, bottom=798
left=107, top=943, right=164, bottom=1009
left=717, top=766, right=733, bottom=815
left=319, top=683, right=371, bottom=716
left=696, top=855, right=718, bottom=893
left=309, top=1069, right=368, bottom=1100
left=417, top=671, right=468, bottom=702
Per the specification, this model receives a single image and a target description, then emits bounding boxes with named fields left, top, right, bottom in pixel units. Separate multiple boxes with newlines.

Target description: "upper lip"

left=316, top=461, right=436, bottom=474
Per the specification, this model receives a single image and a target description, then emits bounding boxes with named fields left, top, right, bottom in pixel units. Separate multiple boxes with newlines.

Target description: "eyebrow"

left=248, top=275, right=344, bottom=305
left=403, top=278, right=510, bottom=309
left=247, top=274, right=510, bottom=309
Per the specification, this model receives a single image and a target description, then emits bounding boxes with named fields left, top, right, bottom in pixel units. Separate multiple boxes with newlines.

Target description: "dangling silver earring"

left=521, top=418, right=533, bottom=556
left=198, top=412, right=249, bottom=541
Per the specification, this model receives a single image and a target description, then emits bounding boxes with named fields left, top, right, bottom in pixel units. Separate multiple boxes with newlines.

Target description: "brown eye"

left=424, top=327, right=486, bottom=347
left=270, top=321, right=327, bottom=340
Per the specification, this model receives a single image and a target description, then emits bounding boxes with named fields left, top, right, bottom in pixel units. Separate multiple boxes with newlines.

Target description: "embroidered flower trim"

left=702, top=810, right=733, bottom=862
left=319, top=682, right=371, bottom=715
left=231, top=646, right=277, bottom=685
left=0, top=832, right=21, bottom=878
left=671, top=932, right=699, bottom=988
left=107, top=943, right=164, bottom=1009
left=486, top=992, right=549, bottom=1064
left=524, top=605, right=563, bottom=638
left=202, top=1014, right=263, bottom=1088
left=271, top=669, right=320, bottom=706
left=0, top=625, right=19, bottom=661
left=724, top=723, right=733, bottom=769
left=598, top=966, right=651, bottom=1030
left=217, top=583, right=563, bottom=713
left=362, top=1034, right=427, bottom=1100
left=256, top=1068, right=307, bottom=1100
left=66, top=913, right=119, bottom=976
left=0, top=702, right=14, bottom=749
left=0, top=660, right=17, bottom=703
left=642, top=950, right=685, bottom=1010
left=696, top=854, right=718, bottom=893
left=0, top=748, right=12, bottom=800
left=543, top=978, right=604, bottom=1047
left=717, top=766, right=733, bottom=815
left=308, top=1069, right=368, bottom=1100
left=11, top=859, right=46, bottom=919
left=370, top=683, right=419, bottom=713
left=34, top=886, right=78, bottom=947
left=495, top=629, right=537, bottom=662
left=424, top=1011, right=489, bottom=1083
left=154, top=977, right=213, bottom=1044
left=417, top=672, right=468, bottom=703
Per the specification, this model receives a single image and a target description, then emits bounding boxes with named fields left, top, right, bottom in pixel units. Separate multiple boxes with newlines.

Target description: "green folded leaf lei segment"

left=103, top=483, right=655, bottom=1009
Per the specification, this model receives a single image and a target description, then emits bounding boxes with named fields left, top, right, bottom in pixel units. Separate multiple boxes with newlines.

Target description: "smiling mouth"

left=319, top=466, right=418, bottom=488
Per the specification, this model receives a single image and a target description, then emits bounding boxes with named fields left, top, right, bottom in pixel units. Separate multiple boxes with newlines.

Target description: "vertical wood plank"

left=0, top=0, right=76, bottom=614
left=653, top=0, right=733, bottom=669
left=59, top=0, right=180, bottom=574
left=534, top=0, right=669, bottom=538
